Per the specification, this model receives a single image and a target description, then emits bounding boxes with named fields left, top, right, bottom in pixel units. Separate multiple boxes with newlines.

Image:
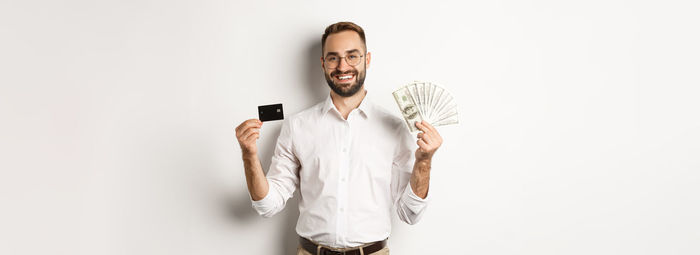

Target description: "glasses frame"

left=323, top=52, right=366, bottom=69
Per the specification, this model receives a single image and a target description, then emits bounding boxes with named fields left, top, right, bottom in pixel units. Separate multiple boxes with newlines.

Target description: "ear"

left=320, top=56, right=325, bottom=69
left=365, top=51, right=371, bottom=69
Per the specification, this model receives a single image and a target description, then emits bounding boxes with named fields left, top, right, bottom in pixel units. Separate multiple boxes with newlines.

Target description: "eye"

left=326, top=56, right=338, bottom=62
left=348, top=54, right=359, bottom=60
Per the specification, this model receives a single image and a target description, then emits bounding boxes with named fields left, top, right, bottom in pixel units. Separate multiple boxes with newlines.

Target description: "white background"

left=1, top=0, right=699, bottom=254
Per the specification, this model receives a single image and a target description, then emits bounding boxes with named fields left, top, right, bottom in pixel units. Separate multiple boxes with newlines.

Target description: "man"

left=235, top=22, right=443, bottom=255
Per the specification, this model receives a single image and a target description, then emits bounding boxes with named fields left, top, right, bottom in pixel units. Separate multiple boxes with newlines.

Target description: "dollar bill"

left=392, top=86, right=424, bottom=132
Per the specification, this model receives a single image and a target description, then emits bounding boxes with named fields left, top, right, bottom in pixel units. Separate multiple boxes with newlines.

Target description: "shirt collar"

left=321, top=89, right=372, bottom=119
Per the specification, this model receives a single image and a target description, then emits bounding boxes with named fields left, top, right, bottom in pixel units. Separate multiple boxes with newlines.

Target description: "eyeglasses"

left=323, top=52, right=364, bottom=69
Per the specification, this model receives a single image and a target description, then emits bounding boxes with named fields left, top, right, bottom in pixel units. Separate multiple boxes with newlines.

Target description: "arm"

left=409, top=159, right=431, bottom=199
left=241, top=152, right=269, bottom=201
left=236, top=119, right=269, bottom=201
left=394, top=121, right=443, bottom=224
left=409, top=121, right=442, bottom=199
left=236, top=119, right=299, bottom=217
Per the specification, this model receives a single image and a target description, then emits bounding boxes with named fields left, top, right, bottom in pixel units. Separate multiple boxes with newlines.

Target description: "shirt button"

left=340, top=208, right=344, bottom=212
left=342, top=147, right=347, bottom=152
left=341, top=177, right=346, bottom=182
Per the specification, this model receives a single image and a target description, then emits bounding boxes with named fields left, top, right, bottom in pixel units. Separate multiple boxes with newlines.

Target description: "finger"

left=422, top=120, right=437, bottom=133
left=235, top=120, right=252, bottom=132
left=419, top=121, right=439, bottom=138
left=415, top=121, right=429, bottom=133
left=237, top=119, right=262, bottom=133
left=246, top=133, right=260, bottom=142
left=243, top=132, right=260, bottom=144
left=428, top=125, right=442, bottom=141
left=420, top=133, right=433, bottom=145
left=240, top=128, right=260, bottom=141
left=242, top=126, right=260, bottom=138
left=432, top=127, right=442, bottom=141
left=417, top=139, right=429, bottom=151
left=235, top=125, right=246, bottom=138
left=237, top=121, right=262, bottom=136
left=246, top=119, right=262, bottom=129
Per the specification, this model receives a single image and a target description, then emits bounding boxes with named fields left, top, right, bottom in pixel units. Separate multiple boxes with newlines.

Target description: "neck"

left=330, top=88, right=367, bottom=120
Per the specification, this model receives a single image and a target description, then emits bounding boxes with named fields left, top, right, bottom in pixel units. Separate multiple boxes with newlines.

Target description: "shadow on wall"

left=227, top=39, right=326, bottom=255
left=305, top=40, right=328, bottom=102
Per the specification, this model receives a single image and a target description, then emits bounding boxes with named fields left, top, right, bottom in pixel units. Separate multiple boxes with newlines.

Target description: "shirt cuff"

left=250, top=189, right=276, bottom=216
left=401, top=184, right=430, bottom=214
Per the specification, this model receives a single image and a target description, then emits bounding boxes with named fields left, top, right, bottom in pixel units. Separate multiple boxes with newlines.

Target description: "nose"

left=336, top=56, right=352, bottom=71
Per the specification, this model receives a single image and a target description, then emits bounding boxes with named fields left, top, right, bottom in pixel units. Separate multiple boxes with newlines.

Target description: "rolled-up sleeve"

left=250, top=119, right=300, bottom=218
left=391, top=124, right=430, bottom=225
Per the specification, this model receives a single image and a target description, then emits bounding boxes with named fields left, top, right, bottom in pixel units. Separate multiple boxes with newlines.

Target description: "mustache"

left=330, top=70, right=357, bottom=77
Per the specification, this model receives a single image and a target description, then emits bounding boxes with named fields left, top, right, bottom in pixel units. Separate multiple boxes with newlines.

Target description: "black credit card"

left=258, top=103, right=284, bottom=122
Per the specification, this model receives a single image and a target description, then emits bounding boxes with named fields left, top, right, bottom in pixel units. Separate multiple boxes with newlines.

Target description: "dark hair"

left=321, top=21, right=366, bottom=55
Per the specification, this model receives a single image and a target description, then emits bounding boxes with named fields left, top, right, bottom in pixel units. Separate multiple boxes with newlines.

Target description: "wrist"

left=416, top=157, right=432, bottom=165
left=242, top=151, right=258, bottom=161
left=414, top=158, right=432, bottom=173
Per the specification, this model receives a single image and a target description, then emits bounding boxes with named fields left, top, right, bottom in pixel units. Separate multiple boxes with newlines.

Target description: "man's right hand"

left=235, top=119, right=262, bottom=156
left=235, top=119, right=269, bottom=201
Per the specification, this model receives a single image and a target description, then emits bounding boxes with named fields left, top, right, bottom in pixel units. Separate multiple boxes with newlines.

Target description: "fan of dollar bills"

left=392, top=81, right=459, bottom=132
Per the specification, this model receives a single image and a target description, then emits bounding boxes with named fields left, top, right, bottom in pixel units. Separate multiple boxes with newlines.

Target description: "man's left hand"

left=415, top=121, right=443, bottom=162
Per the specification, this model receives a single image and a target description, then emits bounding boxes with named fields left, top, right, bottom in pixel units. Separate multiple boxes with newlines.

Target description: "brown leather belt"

left=299, top=236, right=387, bottom=255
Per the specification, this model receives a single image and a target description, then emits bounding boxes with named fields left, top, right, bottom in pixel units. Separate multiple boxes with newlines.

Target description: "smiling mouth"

left=334, top=74, right=355, bottom=82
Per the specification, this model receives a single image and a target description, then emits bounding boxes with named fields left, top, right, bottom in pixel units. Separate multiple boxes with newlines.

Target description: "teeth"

left=338, top=75, right=352, bottom=80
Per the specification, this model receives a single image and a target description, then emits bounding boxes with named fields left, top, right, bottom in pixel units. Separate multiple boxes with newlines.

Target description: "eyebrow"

left=325, top=49, right=361, bottom=56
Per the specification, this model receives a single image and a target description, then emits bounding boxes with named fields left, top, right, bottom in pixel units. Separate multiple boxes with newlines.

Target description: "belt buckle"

left=322, top=249, right=346, bottom=255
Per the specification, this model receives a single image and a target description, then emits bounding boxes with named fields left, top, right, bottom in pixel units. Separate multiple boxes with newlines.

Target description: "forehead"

left=324, top=31, right=365, bottom=55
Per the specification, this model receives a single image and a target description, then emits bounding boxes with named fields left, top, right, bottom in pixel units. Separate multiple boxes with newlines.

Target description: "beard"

left=324, top=66, right=366, bottom=97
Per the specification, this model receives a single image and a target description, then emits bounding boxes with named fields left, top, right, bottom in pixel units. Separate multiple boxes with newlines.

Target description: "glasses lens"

left=325, top=55, right=339, bottom=68
left=324, top=54, right=363, bottom=68
left=347, top=53, right=361, bottom=66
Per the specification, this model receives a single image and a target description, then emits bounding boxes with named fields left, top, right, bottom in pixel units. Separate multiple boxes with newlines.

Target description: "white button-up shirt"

left=251, top=90, right=430, bottom=248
